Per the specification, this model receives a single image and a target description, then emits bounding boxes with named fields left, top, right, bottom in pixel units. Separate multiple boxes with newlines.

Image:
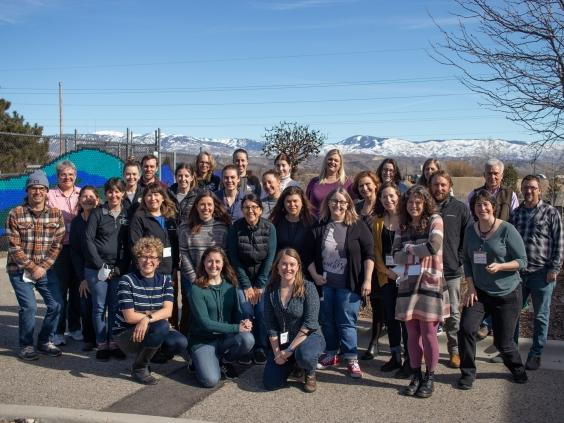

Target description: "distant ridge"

left=57, top=131, right=558, bottom=160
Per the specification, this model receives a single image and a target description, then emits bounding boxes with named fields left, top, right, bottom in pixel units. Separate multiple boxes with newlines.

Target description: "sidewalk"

left=1, top=256, right=564, bottom=423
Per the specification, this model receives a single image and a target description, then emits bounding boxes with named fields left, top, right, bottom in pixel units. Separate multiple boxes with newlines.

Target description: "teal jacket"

left=188, top=279, right=242, bottom=353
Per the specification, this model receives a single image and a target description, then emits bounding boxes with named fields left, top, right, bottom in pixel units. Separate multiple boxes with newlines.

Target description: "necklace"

left=478, top=218, right=496, bottom=239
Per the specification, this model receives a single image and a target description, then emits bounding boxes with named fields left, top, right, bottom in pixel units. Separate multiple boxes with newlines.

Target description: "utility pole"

left=59, top=82, right=64, bottom=154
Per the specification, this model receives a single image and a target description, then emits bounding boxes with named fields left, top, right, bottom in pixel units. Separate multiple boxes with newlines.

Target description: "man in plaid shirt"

left=6, top=170, right=66, bottom=361
left=510, top=174, right=564, bottom=371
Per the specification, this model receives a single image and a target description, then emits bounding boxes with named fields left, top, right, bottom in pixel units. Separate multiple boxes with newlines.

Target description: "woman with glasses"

left=227, top=193, right=277, bottom=365
left=194, top=151, right=221, bottom=192
left=306, top=149, right=352, bottom=219
left=376, top=158, right=409, bottom=194
left=305, top=187, right=374, bottom=379
left=113, top=237, right=187, bottom=385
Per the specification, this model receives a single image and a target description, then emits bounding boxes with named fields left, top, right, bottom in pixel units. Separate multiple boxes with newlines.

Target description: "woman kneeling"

left=263, top=249, right=325, bottom=393
left=189, top=247, right=255, bottom=388
left=114, top=237, right=188, bottom=385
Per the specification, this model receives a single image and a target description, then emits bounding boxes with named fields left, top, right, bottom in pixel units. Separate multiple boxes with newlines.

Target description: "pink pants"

left=406, top=320, right=440, bottom=372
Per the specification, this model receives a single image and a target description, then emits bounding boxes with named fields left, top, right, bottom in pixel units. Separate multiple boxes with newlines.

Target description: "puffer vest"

left=232, top=217, right=272, bottom=282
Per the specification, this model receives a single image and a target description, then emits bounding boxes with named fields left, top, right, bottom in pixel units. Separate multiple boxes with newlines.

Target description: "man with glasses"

left=6, top=170, right=66, bottom=361
left=510, top=175, right=563, bottom=370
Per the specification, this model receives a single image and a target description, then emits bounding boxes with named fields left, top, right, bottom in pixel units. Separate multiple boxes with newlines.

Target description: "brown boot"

left=449, top=353, right=461, bottom=369
left=304, top=372, right=317, bottom=393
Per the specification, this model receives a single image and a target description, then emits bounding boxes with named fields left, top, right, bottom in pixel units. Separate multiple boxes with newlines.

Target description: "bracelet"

left=285, top=346, right=294, bottom=354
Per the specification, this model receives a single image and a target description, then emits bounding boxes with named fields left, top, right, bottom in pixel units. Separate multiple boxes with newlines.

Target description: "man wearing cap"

left=6, top=170, right=66, bottom=361
left=47, top=160, right=82, bottom=346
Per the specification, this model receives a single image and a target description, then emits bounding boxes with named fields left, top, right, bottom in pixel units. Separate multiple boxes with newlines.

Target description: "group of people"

left=6, top=148, right=562, bottom=397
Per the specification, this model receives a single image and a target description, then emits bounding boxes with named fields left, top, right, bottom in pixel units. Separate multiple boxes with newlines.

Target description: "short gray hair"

left=56, top=160, right=77, bottom=175
left=485, top=158, right=504, bottom=174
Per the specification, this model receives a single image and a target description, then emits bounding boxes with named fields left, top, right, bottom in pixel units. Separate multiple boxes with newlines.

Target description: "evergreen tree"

left=0, top=98, right=48, bottom=174
left=503, top=164, right=519, bottom=192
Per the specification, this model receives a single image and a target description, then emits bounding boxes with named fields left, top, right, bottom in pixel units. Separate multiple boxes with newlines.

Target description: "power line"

left=13, top=92, right=475, bottom=107
left=0, top=47, right=425, bottom=72
left=0, top=76, right=458, bottom=94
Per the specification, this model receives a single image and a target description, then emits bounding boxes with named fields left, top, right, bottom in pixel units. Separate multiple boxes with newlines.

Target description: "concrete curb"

left=0, top=404, right=210, bottom=423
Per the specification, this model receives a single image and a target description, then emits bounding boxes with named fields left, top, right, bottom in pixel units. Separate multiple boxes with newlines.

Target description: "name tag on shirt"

left=474, top=252, right=487, bottom=264
left=408, top=265, right=421, bottom=276
left=280, top=331, right=289, bottom=345
left=385, top=255, right=395, bottom=266
left=163, top=247, right=172, bottom=258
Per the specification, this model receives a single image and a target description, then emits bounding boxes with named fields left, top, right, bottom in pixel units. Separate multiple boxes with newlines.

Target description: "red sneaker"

left=347, top=359, right=362, bottom=379
left=317, top=354, right=340, bottom=369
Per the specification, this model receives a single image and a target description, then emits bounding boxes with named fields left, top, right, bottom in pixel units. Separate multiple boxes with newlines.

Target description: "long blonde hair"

left=318, top=149, right=347, bottom=184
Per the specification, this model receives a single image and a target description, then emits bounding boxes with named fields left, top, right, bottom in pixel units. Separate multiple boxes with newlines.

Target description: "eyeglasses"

left=139, top=255, right=159, bottom=262
left=329, top=199, right=348, bottom=206
left=243, top=205, right=261, bottom=211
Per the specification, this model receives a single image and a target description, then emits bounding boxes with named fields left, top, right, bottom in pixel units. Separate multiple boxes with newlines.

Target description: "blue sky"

left=0, top=0, right=537, bottom=143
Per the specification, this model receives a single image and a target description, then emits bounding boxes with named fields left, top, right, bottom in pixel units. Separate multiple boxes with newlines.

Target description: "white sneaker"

left=52, top=334, right=66, bottom=346
left=67, top=330, right=83, bottom=341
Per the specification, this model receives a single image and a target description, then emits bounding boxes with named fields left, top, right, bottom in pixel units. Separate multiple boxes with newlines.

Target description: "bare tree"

left=262, top=121, right=326, bottom=177
left=432, top=0, right=564, bottom=149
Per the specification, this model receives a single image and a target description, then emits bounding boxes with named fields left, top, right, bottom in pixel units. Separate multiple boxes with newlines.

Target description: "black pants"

left=53, top=246, right=81, bottom=334
left=458, top=285, right=524, bottom=380
left=381, top=281, right=408, bottom=353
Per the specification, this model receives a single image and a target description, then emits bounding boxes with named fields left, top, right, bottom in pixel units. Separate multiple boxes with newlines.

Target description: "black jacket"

left=84, top=204, right=131, bottom=274
left=304, top=219, right=375, bottom=296
left=168, top=183, right=198, bottom=225
left=122, top=185, right=144, bottom=219
left=437, top=196, right=472, bottom=278
left=129, top=209, right=179, bottom=275
left=69, top=214, right=88, bottom=281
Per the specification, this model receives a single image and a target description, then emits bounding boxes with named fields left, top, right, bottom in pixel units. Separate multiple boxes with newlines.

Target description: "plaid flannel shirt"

left=510, top=200, right=564, bottom=275
left=6, top=204, right=65, bottom=274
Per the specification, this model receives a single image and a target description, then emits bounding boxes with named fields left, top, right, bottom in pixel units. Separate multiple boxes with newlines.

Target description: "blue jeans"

left=238, top=289, right=267, bottom=350
left=519, top=269, right=555, bottom=357
left=191, top=332, right=255, bottom=388
left=9, top=270, right=62, bottom=347
left=263, top=332, right=326, bottom=391
left=320, top=286, right=361, bottom=359
left=114, top=320, right=188, bottom=355
left=85, top=268, right=119, bottom=345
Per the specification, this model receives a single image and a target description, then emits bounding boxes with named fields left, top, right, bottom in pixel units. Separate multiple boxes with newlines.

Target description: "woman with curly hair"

left=393, top=185, right=449, bottom=398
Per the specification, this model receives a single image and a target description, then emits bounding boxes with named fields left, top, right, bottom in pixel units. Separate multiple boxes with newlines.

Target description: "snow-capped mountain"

left=66, top=132, right=558, bottom=160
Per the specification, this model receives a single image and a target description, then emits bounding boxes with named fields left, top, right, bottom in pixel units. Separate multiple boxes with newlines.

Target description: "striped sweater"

left=392, top=214, right=450, bottom=322
left=179, top=219, right=229, bottom=283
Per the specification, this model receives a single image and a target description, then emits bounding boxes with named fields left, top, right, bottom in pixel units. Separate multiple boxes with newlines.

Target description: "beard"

left=432, top=191, right=449, bottom=203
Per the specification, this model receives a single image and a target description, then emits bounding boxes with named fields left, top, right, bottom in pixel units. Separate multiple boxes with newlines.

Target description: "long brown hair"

left=187, top=191, right=231, bottom=234
left=319, top=187, right=358, bottom=226
left=266, top=248, right=306, bottom=298
left=139, top=182, right=177, bottom=219
left=194, top=246, right=238, bottom=289
left=269, top=185, right=315, bottom=226
left=399, top=185, right=437, bottom=234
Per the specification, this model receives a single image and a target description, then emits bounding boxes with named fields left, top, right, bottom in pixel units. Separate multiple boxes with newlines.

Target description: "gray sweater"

left=179, top=219, right=229, bottom=283
left=264, top=280, right=321, bottom=342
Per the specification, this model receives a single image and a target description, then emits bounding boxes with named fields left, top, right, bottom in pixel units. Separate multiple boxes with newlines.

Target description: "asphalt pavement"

left=1, top=256, right=563, bottom=423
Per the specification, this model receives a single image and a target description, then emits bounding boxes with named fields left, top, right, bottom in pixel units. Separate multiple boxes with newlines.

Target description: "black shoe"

left=253, top=349, right=267, bottom=365
left=82, top=342, right=96, bottom=352
left=395, top=359, right=413, bottom=379
left=96, top=348, right=111, bottom=361
left=401, top=368, right=422, bottom=396
left=513, top=369, right=528, bottom=384
left=415, top=370, right=434, bottom=398
left=110, top=347, right=127, bottom=360
left=380, top=353, right=402, bottom=372
left=457, top=376, right=474, bottom=390
left=220, top=362, right=239, bottom=380
left=238, top=354, right=253, bottom=366
left=150, top=349, right=173, bottom=364
left=361, top=343, right=378, bottom=360
left=525, top=355, right=541, bottom=371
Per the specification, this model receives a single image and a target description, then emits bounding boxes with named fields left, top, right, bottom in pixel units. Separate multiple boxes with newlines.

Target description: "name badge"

left=385, top=255, right=395, bottom=266
left=474, top=252, right=487, bottom=264
left=163, top=247, right=172, bottom=258
left=280, top=331, right=289, bottom=345
left=408, top=265, right=421, bottom=276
